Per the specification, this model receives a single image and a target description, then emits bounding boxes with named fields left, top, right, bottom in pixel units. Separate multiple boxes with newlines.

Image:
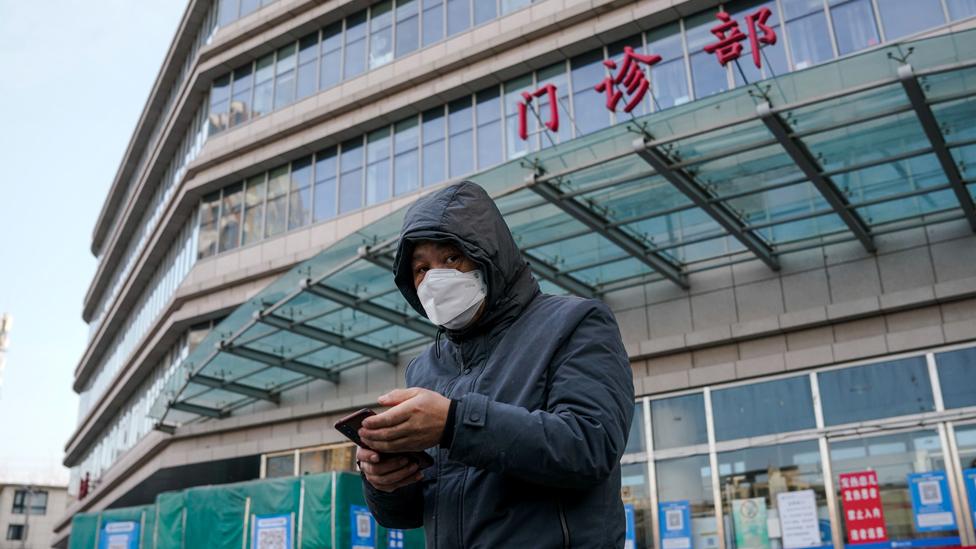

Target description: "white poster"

left=776, top=490, right=820, bottom=549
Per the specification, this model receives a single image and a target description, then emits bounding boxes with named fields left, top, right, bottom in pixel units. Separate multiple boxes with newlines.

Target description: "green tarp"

left=68, top=472, right=423, bottom=549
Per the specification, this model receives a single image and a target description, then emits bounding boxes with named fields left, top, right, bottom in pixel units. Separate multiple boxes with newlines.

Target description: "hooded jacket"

left=363, top=181, right=635, bottom=548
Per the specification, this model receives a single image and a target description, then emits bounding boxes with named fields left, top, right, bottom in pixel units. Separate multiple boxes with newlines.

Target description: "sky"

left=0, top=0, right=187, bottom=485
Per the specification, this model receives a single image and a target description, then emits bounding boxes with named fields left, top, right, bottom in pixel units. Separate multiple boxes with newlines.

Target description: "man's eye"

left=446, top=255, right=459, bottom=264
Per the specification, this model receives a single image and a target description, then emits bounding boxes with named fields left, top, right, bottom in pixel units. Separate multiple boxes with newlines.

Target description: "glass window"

left=475, top=87, right=503, bottom=169
left=448, top=96, right=474, bottom=177
left=446, top=0, right=470, bottom=36
left=712, top=376, right=816, bottom=441
left=535, top=62, right=572, bottom=145
left=366, top=128, right=392, bottom=205
left=422, top=106, right=446, bottom=186
left=607, top=36, right=650, bottom=118
left=30, top=491, right=47, bottom=514
left=209, top=74, right=231, bottom=134
left=571, top=50, right=611, bottom=136
left=197, top=192, right=221, bottom=259
left=686, top=10, right=730, bottom=99
left=395, top=0, right=420, bottom=57
left=657, top=455, right=719, bottom=549
left=320, top=23, right=343, bottom=90
left=218, top=0, right=238, bottom=27
left=288, top=157, right=312, bottom=229
left=11, top=490, right=26, bottom=513
left=252, top=53, right=275, bottom=117
left=501, top=0, right=531, bottom=14
left=265, top=453, right=295, bottom=478
left=474, top=0, right=497, bottom=24
left=783, top=0, right=835, bottom=69
left=954, top=424, right=976, bottom=506
left=274, top=43, right=297, bottom=110
left=729, top=0, right=789, bottom=86
left=242, top=174, right=266, bottom=245
left=230, top=64, right=254, bottom=127
left=622, top=459, right=653, bottom=549
left=504, top=74, right=534, bottom=158
left=422, top=0, right=444, bottom=46
left=394, top=117, right=420, bottom=196
left=265, top=166, right=289, bottom=237
left=296, top=33, right=319, bottom=101
left=314, top=147, right=338, bottom=222
left=369, top=1, right=394, bottom=69
left=218, top=183, right=243, bottom=252
left=829, top=0, right=881, bottom=55
left=647, top=23, right=690, bottom=110
left=718, top=441, right=831, bottom=549
left=936, top=347, right=976, bottom=409
left=651, top=393, right=708, bottom=450
left=625, top=402, right=646, bottom=456
left=6, top=525, right=24, bottom=541
left=300, top=445, right=357, bottom=475
left=339, top=138, right=364, bottom=213
left=240, top=0, right=260, bottom=18
left=947, top=0, right=976, bottom=19
left=877, top=0, right=945, bottom=40
left=819, top=356, right=934, bottom=426
left=830, top=430, right=958, bottom=545
left=344, top=12, right=368, bottom=79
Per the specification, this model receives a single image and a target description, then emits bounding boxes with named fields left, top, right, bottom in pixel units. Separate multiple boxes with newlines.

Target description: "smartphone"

left=334, top=408, right=434, bottom=469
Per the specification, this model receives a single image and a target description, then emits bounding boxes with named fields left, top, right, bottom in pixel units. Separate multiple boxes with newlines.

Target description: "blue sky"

left=0, top=1, right=186, bottom=484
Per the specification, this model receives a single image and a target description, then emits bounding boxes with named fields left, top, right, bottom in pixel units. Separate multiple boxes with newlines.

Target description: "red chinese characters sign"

left=839, top=471, right=888, bottom=544
left=703, top=8, right=777, bottom=68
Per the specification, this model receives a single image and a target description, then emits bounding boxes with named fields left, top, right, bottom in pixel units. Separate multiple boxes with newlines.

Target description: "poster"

left=965, top=469, right=976, bottom=530
left=98, top=521, right=139, bottom=549
left=659, top=500, right=692, bottom=549
left=907, top=471, right=956, bottom=532
left=624, top=504, right=636, bottom=549
left=732, top=498, right=770, bottom=549
left=776, top=490, right=820, bottom=549
left=387, top=529, right=405, bottom=549
left=251, top=514, right=292, bottom=549
left=350, top=505, right=376, bottom=549
left=839, top=471, right=887, bottom=544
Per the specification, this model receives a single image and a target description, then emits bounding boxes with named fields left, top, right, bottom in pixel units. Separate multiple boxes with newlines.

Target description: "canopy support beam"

left=259, top=313, right=397, bottom=364
left=223, top=344, right=339, bottom=383
left=171, top=401, right=226, bottom=419
left=758, top=102, right=876, bottom=252
left=191, top=373, right=279, bottom=403
left=521, top=253, right=599, bottom=297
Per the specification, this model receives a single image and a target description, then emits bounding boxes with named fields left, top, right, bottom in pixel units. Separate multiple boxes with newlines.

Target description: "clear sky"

left=0, top=0, right=187, bottom=485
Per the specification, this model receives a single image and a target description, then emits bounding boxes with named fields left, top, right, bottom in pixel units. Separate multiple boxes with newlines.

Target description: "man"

left=357, top=181, right=634, bottom=548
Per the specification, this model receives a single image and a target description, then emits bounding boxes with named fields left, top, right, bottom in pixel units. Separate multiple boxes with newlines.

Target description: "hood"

left=393, top=181, right=539, bottom=338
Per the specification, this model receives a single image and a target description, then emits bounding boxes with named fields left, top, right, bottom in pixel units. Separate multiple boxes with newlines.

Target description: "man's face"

left=411, top=241, right=479, bottom=289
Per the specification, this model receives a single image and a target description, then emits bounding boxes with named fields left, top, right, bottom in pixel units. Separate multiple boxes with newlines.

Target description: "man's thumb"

left=378, top=388, right=418, bottom=406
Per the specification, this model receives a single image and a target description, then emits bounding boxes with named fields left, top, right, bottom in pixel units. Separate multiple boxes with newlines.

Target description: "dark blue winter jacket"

left=363, top=181, right=635, bottom=548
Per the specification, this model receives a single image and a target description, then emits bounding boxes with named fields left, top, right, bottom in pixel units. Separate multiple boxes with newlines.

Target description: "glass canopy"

left=150, top=29, right=976, bottom=427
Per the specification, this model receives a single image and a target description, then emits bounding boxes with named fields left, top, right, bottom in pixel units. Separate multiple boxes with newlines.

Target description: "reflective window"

left=265, top=166, right=289, bottom=237
left=729, top=0, right=789, bottom=86
left=651, top=393, right=708, bottom=450
left=819, top=357, right=934, bottom=426
left=395, top=0, right=420, bottom=57
left=274, top=44, right=297, bottom=109
left=502, top=0, right=532, bottom=14
left=829, top=0, right=881, bottom=55
left=783, top=0, right=835, bottom=69
left=313, top=148, right=338, bottom=222
left=947, top=0, right=976, bottom=19
left=656, top=455, right=718, bottom=549
left=242, top=174, right=266, bottom=245
left=239, top=0, right=261, bottom=18
left=265, top=453, right=295, bottom=478
left=647, top=23, right=690, bottom=110
left=476, top=87, right=503, bottom=169
left=394, top=117, right=420, bottom=196
left=209, top=74, right=231, bottom=134
left=288, top=158, right=312, bottom=229
left=198, top=192, right=221, bottom=259
left=366, top=128, right=392, bottom=205
left=607, top=35, right=650, bottom=117
left=712, top=376, right=816, bottom=441
left=877, top=0, right=945, bottom=40
left=622, top=459, right=654, bottom=549
left=422, top=106, right=446, bottom=186
left=504, top=75, right=534, bottom=158
left=230, top=64, right=254, bottom=127
left=296, top=33, right=319, bottom=101
left=718, top=441, right=831, bottom=549
left=340, top=138, right=365, bottom=213
left=830, top=430, right=957, bottom=544
left=447, top=0, right=470, bottom=37
left=320, top=23, right=343, bottom=90
left=218, top=183, right=243, bottom=252
left=536, top=62, right=572, bottom=144
left=344, top=12, right=368, bottom=79
left=252, top=54, right=275, bottom=117
left=422, top=0, right=444, bottom=46
left=448, top=97, right=474, bottom=177
left=218, top=0, right=238, bottom=27
left=625, top=402, right=646, bottom=456
left=936, top=347, right=976, bottom=409
left=686, top=10, right=729, bottom=99
left=571, top=50, right=610, bottom=135
left=475, top=0, right=497, bottom=24
left=369, top=1, right=394, bottom=69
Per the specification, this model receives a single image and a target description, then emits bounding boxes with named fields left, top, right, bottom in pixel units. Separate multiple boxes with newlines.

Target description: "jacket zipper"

left=557, top=501, right=571, bottom=549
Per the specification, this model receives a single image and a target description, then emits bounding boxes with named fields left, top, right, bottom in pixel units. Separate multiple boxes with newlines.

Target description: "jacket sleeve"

left=362, top=473, right=425, bottom=529
left=446, top=302, right=635, bottom=488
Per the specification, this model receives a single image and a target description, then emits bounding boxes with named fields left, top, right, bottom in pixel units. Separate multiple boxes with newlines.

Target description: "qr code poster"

left=98, top=521, right=139, bottom=549
left=907, top=472, right=956, bottom=532
left=251, top=513, right=293, bottom=549
left=350, top=505, right=376, bottom=549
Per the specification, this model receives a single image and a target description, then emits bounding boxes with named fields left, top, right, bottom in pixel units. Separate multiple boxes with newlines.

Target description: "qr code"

left=919, top=480, right=942, bottom=505
left=357, top=514, right=372, bottom=537
left=256, top=527, right=287, bottom=549
left=666, top=509, right=684, bottom=530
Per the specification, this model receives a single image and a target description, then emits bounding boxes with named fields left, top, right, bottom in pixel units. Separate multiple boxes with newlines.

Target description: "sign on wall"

left=907, top=471, right=956, bottom=532
left=839, top=471, right=887, bottom=544
left=251, top=514, right=292, bottom=549
left=659, top=500, right=692, bottom=549
left=350, top=505, right=376, bottom=549
left=776, top=490, right=821, bottom=549
left=98, top=521, right=140, bottom=549
left=732, top=498, right=770, bottom=549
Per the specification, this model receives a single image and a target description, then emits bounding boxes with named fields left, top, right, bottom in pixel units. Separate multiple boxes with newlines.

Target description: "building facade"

left=1, top=484, right=68, bottom=549
left=59, top=0, right=976, bottom=547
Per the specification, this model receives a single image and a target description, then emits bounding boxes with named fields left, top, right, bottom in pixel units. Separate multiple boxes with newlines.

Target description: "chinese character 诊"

left=703, top=8, right=777, bottom=68
left=594, top=46, right=662, bottom=113
left=518, top=84, right=560, bottom=141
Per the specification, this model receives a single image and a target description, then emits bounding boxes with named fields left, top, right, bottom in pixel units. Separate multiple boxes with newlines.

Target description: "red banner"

left=839, top=471, right=888, bottom=544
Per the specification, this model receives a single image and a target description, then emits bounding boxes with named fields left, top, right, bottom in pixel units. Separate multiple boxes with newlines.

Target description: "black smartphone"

left=334, top=408, right=434, bottom=469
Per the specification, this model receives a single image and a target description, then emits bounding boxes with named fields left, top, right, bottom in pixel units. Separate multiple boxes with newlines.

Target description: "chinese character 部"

left=518, top=84, right=560, bottom=141
left=594, top=46, right=662, bottom=113
left=703, top=8, right=777, bottom=68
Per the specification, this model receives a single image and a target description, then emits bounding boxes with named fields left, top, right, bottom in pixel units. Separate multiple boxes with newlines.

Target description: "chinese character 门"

left=703, top=8, right=777, bottom=68
left=518, top=84, right=560, bottom=141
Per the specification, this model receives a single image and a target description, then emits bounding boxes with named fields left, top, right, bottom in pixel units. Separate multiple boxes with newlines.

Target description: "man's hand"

left=357, top=447, right=423, bottom=493
left=359, top=388, right=450, bottom=453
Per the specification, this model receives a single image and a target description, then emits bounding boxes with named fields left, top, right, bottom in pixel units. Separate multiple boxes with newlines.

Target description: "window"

left=686, top=10, right=730, bottom=99
left=535, top=62, right=572, bottom=144
left=504, top=74, right=534, bottom=158
left=448, top=97, right=474, bottom=178
left=366, top=128, right=392, bottom=205
left=313, top=147, right=338, bottom=221
left=6, top=525, right=25, bottom=541
left=622, top=459, right=653, bottom=549
left=712, top=376, right=816, bottom=441
left=30, top=491, right=47, bottom=514
left=339, top=138, right=365, bottom=213
left=240, top=0, right=260, bottom=18
left=819, top=356, right=934, bottom=426
left=10, top=489, right=46, bottom=515
left=570, top=50, right=610, bottom=136
left=474, top=0, right=496, bottom=24
left=344, top=12, right=368, bottom=79
left=320, top=23, right=343, bottom=90
left=299, top=445, right=356, bottom=475
left=783, top=0, right=834, bottom=69
left=422, top=0, right=444, bottom=46
left=475, top=87, right=503, bottom=169
left=218, top=183, right=242, bottom=253
left=936, top=347, right=976, bottom=409
left=264, top=166, right=289, bottom=238
left=288, top=158, right=312, bottom=230
left=296, top=33, right=319, bottom=101
left=647, top=22, right=690, bottom=110
left=656, top=455, right=717, bottom=549
left=947, top=0, right=976, bottom=19
left=607, top=36, right=650, bottom=117
left=394, top=117, right=420, bottom=196
left=252, top=54, right=275, bottom=117
left=877, top=0, right=945, bottom=40
left=218, top=0, right=238, bottom=27
left=624, top=402, right=646, bottom=456
left=395, top=0, right=420, bottom=57
left=209, top=74, right=231, bottom=134
left=242, top=174, right=266, bottom=245
left=729, top=0, right=789, bottom=86
left=501, top=0, right=532, bottom=14
left=369, top=1, right=394, bottom=69
left=651, top=393, right=708, bottom=450
left=12, top=489, right=26, bottom=513
left=197, top=192, right=221, bottom=259
left=274, top=44, right=297, bottom=109
left=829, top=0, right=880, bottom=55
left=422, top=107, right=446, bottom=186
left=265, top=453, right=295, bottom=478
left=446, top=0, right=470, bottom=37
left=230, top=64, right=254, bottom=127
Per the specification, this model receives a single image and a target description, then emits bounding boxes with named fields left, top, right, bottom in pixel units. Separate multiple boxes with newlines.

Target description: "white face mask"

left=417, top=269, right=487, bottom=330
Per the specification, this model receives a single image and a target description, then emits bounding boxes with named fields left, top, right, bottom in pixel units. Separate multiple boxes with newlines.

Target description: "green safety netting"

left=68, top=472, right=423, bottom=549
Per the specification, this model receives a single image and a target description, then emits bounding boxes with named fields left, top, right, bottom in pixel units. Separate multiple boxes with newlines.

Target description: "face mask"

left=417, top=269, right=487, bottom=330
